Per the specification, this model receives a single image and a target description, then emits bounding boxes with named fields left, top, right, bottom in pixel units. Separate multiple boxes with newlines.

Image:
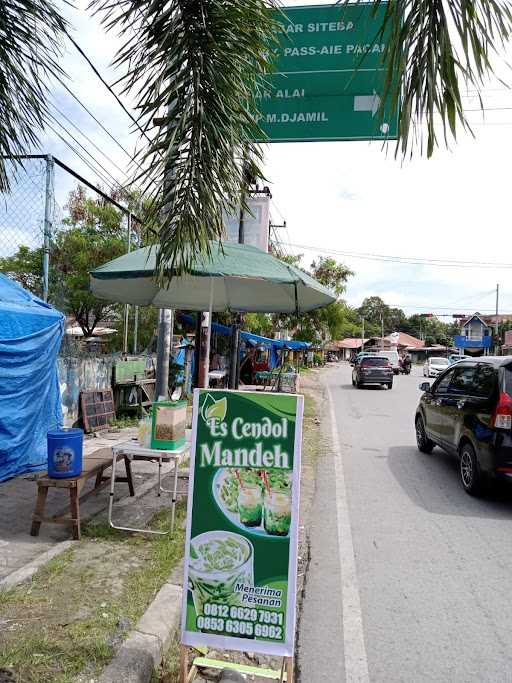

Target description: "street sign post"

left=256, top=2, right=398, bottom=142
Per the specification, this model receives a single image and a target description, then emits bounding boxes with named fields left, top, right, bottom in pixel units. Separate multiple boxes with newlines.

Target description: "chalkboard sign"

left=80, top=389, right=115, bottom=433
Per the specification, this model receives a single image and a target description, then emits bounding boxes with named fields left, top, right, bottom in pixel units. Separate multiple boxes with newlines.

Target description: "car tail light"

left=386, top=363, right=392, bottom=369
left=492, top=392, right=512, bottom=430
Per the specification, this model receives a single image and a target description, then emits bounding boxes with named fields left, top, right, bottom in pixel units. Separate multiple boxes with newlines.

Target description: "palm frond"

left=0, top=0, right=67, bottom=189
left=359, top=0, right=512, bottom=157
left=92, top=0, right=280, bottom=278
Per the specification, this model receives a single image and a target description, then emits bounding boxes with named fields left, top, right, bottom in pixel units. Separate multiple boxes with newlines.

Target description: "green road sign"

left=255, top=2, right=399, bottom=142
left=181, top=389, right=303, bottom=657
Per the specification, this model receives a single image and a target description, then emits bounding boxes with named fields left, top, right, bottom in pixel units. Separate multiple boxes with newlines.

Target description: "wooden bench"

left=30, top=448, right=134, bottom=541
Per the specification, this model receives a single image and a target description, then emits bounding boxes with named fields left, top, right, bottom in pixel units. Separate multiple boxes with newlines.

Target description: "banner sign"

left=223, top=195, right=271, bottom=253
left=181, top=389, right=304, bottom=657
left=256, top=2, right=399, bottom=142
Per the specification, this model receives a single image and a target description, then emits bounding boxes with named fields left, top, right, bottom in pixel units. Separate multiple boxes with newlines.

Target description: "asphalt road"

left=298, top=363, right=512, bottom=682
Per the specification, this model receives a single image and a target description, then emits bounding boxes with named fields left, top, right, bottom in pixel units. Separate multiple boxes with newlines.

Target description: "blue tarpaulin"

left=0, top=275, right=64, bottom=482
left=178, top=313, right=310, bottom=369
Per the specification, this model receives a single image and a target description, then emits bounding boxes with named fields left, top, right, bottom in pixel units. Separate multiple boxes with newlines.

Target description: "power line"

left=50, top=101, right=130, bottom=181
left=45, top=121, right=116, bottom=192
left=65, top=31, right=154, bottom=147
left=53, top=75, right=143, bottom=175
left=282, top=241, right=512, bottom=270
left=48, top=114, right=123, bottom=190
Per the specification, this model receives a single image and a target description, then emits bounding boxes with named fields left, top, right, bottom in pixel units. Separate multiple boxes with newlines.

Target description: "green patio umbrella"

left=90, top=242, right=336, bottom=313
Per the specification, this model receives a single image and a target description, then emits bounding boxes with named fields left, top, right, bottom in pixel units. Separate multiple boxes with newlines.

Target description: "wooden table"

left=30, top=448, right=134, bottom=540
left=109, top=441, right=189, bottom=535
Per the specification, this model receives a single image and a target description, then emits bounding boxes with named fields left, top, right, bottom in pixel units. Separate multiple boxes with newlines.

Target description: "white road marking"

left=327, top=384, right=370, bottom=683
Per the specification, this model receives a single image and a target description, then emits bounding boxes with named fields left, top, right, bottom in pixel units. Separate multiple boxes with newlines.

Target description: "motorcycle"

left=399, top=361, right=411, bottom=375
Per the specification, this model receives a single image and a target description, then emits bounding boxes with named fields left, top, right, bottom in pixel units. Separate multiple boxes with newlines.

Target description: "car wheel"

left=459, top=442, right=484, bottom=496
left=356, top=381, right=363, bottom=389
left=415, top=415, right=434, bottom=454
left=387, top=382, right=393, bottom=390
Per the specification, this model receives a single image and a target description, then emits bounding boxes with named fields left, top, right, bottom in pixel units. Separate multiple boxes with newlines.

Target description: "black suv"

left=352, top=356, right=394, bottom=389
left=415, top=357, right=512, bottom=496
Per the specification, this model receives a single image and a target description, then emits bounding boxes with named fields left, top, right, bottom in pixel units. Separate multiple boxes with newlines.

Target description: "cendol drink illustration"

left=188, top=531, right=254, bottom=616
left=216, top=468, right=293, bottom=536
left=263, top=490, right=292, bottom=536
left=237, top=484, right=263, bottom=527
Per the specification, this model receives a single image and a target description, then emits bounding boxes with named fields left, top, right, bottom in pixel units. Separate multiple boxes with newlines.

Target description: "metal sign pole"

left=42, top=155, right=54, bottom=302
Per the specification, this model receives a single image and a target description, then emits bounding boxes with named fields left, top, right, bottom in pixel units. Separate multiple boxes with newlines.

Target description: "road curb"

left=98, top=581, right=182, bottom=683
left=0, top=540, right=74, bottom=592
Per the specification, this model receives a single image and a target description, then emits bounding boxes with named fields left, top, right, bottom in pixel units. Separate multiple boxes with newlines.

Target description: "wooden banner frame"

left=179, top=646, right=294, bottom=682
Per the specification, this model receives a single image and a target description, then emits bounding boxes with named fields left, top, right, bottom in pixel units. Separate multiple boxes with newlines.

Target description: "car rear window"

left=361, top=357, right=388, bottom=367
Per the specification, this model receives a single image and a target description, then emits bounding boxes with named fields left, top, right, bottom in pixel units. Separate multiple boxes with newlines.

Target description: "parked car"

left=415, top=357, right=512, bottom=495
left=448, top=354, right=471, bottom=364
left=378, top=350, right=401, bottom=374
left=423, top=356, right=450, bottom=377
left=352, top=356, right=394, bottom=389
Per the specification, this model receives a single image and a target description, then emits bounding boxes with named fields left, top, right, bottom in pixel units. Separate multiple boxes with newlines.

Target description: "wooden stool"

left=30, top=448, right=134, bottom=540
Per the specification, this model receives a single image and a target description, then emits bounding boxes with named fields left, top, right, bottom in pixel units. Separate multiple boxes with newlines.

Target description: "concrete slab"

left=0, top=428, right=187, bottom=582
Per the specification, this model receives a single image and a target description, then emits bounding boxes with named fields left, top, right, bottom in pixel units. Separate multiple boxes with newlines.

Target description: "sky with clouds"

left=29, top=0, right=512, bottom=319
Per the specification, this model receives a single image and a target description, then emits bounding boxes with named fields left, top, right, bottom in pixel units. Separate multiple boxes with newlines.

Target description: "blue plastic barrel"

left=47, top=428, right=83, bottom=478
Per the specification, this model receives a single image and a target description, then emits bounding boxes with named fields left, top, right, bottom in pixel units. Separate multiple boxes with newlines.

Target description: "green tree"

left=358, top=296, right=390, bottom=328
left=406, top=314, right=454, bottom=345
left=0, top=245, right=44, bottom=296
left=292, top=258, right=355, bottom=343
left=310, top=257, right=354, bottom=297
left=0, top=185, right=147, bottom=339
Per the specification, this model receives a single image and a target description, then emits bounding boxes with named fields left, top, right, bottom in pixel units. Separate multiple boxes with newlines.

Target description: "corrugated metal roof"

left=337, top=338, right=367, bottom=349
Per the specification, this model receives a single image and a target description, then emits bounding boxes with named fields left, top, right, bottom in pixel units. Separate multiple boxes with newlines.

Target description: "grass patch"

left=0, top=505, right=186, bottom=683
left=152, top=629, right=181, bottom=683
left=302, top=393, right=322, bottom=465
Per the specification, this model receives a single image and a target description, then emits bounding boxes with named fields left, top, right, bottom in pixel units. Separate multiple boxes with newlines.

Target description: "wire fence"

left=0, top=155, right=145, bottom=353
left=0, top=158, right=51, bottom=257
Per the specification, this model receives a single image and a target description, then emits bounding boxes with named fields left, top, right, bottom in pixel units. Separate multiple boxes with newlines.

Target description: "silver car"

left=423, top=356, right=450, bottom=378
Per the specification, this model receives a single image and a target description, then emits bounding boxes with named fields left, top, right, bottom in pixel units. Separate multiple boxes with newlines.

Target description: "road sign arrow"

left=353, top=91, right=381, bottom=117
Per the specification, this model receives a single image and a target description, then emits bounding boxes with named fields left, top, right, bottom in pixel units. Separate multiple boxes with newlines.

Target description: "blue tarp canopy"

left=0, top=275, right=64, bottom=482
left=178, top=314, right=310, bottom=369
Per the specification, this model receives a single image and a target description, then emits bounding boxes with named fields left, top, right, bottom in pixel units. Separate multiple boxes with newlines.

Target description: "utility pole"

left=42, top=155, right=54, bottom=303
left=155, top=309, right=173, bottom=399
left=381, top=313, right=384, bottom=350
left=123, top=212, right=132, bottom=354
left=361, top=317, right=365, bottom=349
left=229, top=151, right=249, bottom=390
left=155, top=105, right=175, bottom=398
left=495, top=283, right=500, bottom=354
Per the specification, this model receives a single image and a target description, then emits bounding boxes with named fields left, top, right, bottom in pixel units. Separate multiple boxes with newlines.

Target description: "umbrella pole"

left=229, top=316, right=240, bottom=389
